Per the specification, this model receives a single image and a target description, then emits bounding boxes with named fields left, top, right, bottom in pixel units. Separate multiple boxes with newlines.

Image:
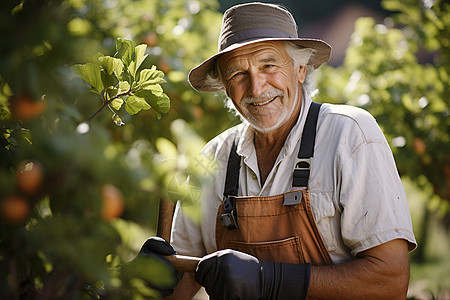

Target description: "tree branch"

left=86, top=87, right=133, bottom=122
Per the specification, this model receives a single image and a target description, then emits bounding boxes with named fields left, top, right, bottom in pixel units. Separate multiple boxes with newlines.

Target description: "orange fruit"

left=158, top=60, right=171, bottom=74
left=101, top=184, right=125, bottom=221
left=412, top=137, right=426, bottom=156
left=1, top=196, right=30, bottom=224
left=191, top=106, right=204, bottom=120
left=16, top=160, right=44, bottom=194
left=10, top=94, right=46, bottom=121
left=143, top=32, right=158, bottom=47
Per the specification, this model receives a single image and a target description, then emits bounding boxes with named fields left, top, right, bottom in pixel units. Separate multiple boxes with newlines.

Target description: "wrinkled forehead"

left=217, top=41, right=291, bottom=73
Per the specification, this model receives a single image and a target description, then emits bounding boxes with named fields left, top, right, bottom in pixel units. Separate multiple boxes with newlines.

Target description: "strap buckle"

left=292, top=157, right=313, bottom=188
left=294, top=157, right=313, bottom=172
left=220, top=196, right=238, bottom=230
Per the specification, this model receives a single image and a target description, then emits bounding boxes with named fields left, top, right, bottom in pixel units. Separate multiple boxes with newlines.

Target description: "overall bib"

left=215, top=102, right=332, bottom=266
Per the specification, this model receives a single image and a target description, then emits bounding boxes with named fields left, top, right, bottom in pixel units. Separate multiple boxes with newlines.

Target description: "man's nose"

left=248, top=72, right=266, bottom=97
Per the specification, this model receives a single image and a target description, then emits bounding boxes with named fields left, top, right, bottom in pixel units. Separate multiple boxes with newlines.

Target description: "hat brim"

left=188, top=38, right=331, bottom=92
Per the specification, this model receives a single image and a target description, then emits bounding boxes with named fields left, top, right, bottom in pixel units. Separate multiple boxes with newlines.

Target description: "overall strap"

left=292, top=101, right=322, bottom=188
left=223, top=141, right=241, bottom=197
left=221, top=140, right=241, bottom=230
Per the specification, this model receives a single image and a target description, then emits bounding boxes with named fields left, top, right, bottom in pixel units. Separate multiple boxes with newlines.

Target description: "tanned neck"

left=254, top=95, right=303, bottom=185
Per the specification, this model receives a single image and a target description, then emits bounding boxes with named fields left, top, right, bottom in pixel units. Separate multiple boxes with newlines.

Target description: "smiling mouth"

left=250, top=97, right=277, bottom=106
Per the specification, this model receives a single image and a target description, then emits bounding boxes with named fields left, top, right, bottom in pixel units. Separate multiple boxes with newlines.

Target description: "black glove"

left=135, top=237, right=184, bottom=297
left=195, top=249, right=311, bottom=300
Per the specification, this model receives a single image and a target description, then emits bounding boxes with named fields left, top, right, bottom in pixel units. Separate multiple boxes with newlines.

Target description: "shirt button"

left=252, top=173, right=257, bottom=180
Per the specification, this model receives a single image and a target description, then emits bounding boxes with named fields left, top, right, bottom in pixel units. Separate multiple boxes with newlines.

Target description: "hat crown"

left=219, top=3, right=299, bottom=51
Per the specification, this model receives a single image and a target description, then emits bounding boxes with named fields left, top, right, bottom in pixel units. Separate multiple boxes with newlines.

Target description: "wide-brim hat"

left=188, top=2, right=332, bottom=92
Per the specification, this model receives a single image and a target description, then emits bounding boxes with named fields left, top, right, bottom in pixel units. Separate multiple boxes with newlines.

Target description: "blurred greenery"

left=0, top=0, right=448, bottom=298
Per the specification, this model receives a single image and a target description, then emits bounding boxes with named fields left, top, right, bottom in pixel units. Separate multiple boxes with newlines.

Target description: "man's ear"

left=297, top=65, right=307, bottom=84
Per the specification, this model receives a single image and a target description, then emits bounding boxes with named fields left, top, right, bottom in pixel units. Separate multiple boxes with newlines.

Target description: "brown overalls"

left=215, top=102, right=332, bottom=266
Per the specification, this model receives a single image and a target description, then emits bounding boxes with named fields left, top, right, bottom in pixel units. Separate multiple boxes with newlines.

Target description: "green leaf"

left=101, top=70, right=117, bottom=91
left=135, top=44, right=148, bottom=72
left=134, top=89, right=170, bottom=114
left=125, top=94, right=151, bottom=115
left=98, top=55, right=123, bottom=77
left=144, top=84, right=164, bottom=95
left=128, top=61, right=137, bottom=81
left=128, top=44, right=148, bottom=77
left=10, top=127, right=32, bottom=148
left=118, top=81, right=130, bottom=94
left=138, top=66, right=166, bottom=87
left=115, top=38, right=136, bottom=68
left=155, top=93, right=170, bottom=114
left=110, top=98, right=123, bottom=110
left=71, top=63, right=104, bottom=94
left=105, top=87, right=118, bottom=100
left=118, top=69, right=132, bottom=84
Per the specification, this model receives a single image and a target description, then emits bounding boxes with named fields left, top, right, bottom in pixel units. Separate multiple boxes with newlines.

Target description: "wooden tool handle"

left=165, top=254, right=201, bottom=273
left=157, top=198, right=201, bottom=273
left=157, top=199, right=175, bottom=242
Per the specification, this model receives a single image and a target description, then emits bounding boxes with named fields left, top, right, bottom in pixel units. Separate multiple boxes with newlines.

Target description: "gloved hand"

left=195, top=249, right=311, bottom=300
left=134, top=237, right=184, bottom=297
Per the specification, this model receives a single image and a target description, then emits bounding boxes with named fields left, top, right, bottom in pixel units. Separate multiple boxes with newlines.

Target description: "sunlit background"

left=0, top=0, right=448, bottom=299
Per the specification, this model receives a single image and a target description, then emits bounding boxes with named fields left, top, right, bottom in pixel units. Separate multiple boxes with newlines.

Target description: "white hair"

left=204, top=71, right=226, bottom=92
left=284, top=41, right=317, bottom=98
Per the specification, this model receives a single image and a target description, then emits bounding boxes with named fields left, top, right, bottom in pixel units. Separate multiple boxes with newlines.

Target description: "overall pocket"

left=225, top=236, right=305, bottom=264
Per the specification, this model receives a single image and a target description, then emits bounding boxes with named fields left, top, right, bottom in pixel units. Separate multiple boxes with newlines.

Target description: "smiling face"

left=218, top=41, right=306, bottom=133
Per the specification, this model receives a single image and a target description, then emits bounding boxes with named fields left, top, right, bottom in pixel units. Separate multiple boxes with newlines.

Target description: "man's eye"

left=231, top=72, right=244, bottom=79
left=264, top=64, right=275, bottom=69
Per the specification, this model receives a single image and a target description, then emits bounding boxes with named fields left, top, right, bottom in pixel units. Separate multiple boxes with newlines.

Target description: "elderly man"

left=139, top=2, right=417, bottom=299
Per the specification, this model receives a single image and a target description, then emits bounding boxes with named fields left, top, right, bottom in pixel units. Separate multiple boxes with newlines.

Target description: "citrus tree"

left=0, top=0, right=225, bottom=298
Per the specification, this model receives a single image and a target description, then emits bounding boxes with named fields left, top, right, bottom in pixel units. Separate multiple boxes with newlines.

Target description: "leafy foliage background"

left=0, top=0, right=448, bottom=298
